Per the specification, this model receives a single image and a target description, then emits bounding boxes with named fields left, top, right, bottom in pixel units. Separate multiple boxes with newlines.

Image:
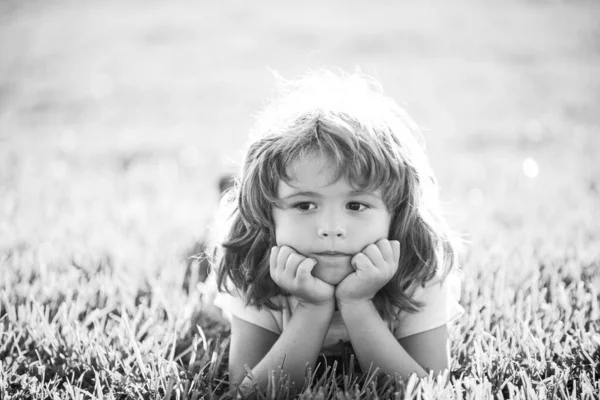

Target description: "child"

left=208, top=69, right=464, bottom=393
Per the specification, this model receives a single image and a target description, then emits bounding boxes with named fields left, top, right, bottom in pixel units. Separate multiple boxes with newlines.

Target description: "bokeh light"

left=523, top=158, right=539, bottom=179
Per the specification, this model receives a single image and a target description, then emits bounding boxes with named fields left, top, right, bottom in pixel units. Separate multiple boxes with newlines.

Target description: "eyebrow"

left=280, top=189, right=381, bottom=200
left=348, top=189, right=381, bottom=198
left=280, top=191, right=322, bottom=200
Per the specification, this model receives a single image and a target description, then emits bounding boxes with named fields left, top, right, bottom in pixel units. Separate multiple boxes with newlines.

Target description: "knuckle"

left=286, top=259, right=299, bottom=270
left=288, top=253, right=302, bottom=263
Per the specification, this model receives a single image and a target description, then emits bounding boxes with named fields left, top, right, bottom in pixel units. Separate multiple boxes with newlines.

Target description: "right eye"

left=293, top=202, right=316, bottom=212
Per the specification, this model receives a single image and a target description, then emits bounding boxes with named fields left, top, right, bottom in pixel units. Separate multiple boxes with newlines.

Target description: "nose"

left=318, top=226, right=347, bottom=238
left=317, top=207, right=347, bottom=238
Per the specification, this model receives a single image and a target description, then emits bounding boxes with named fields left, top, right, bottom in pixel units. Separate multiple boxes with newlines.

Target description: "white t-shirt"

left=214, top=270, right=464, bottom=356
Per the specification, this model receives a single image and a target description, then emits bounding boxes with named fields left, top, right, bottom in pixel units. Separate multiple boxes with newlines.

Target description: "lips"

left=314, top=251, right=352, bottom=257
left=310, top=253, right=355, bottom=285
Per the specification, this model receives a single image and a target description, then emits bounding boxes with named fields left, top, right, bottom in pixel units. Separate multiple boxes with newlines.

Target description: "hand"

left=270, top=246, right=335, bottom=308
left=335, top=239, right=400, bottom=306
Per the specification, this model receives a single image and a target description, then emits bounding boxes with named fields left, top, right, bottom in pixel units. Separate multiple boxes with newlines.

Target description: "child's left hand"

left=335, top=239, right=400, bottom=306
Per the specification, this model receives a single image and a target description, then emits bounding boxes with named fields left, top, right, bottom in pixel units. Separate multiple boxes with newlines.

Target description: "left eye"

left=294, top=202, right=316, bottom=211
left=347, top=202, right=368, bottom=212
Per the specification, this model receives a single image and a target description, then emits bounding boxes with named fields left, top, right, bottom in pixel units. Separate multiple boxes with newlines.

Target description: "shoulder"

left=391, top=269, right=464, bottom=339
left=421, top=268, right=462, bottom=298
left=404, top=267, right=462, bottom=302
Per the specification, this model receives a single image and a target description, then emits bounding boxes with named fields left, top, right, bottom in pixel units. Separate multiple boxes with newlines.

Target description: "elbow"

left=229, top=365, right=246, bottom=386
left=236, top=377, right=259, bottom=397
left=229, top=367, right=259, bottom=397
left=397, top=362, right=446, bottom=381
left=424, top=365, right=449, bottom=379
left=229, top=364, right=258, bottom=393
left=229, top=366, right=306, bottom=397
left=420, top=358, right=451, bottom=379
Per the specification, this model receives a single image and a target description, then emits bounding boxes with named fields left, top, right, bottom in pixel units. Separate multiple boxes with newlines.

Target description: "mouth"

left=314, top=251, right=352, bottom=257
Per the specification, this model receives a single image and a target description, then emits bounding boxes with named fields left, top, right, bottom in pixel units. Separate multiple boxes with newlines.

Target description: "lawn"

left=1, top=0, right=599, bottom=398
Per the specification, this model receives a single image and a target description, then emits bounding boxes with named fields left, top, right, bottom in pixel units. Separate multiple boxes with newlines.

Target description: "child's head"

left=213, top=69, right=458, bottom=317
left=272, top=151, right=392, bottom=286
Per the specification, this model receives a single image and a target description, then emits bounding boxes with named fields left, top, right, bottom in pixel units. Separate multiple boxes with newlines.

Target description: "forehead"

left=277, top=152, right=382, bottom=198
left=284, top=152, right=336, bottom=187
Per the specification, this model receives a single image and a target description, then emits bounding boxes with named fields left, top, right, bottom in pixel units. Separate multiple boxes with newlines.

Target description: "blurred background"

left=1, top=0, right=599, bottom=289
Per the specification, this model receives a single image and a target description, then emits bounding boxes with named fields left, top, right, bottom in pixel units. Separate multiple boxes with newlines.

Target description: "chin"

left=312, top=257, right=354, bottom=285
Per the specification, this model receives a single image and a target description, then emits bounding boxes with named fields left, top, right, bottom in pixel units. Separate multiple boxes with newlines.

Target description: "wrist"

left=337, top=299, right=376, bottom=317
left=297, top=298, right=336, bottom=315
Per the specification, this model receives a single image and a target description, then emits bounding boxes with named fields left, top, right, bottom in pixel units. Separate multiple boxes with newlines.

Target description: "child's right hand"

left=270, top=246, right=335, bottom=308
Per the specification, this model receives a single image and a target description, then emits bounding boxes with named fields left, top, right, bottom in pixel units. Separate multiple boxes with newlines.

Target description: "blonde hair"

left=211, top=69, right=459, bottom=320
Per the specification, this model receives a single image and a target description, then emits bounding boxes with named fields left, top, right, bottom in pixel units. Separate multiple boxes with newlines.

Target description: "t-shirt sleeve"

left=392, top=270, right=465, bottom=339
left=213, top=289, right=283, bottom=335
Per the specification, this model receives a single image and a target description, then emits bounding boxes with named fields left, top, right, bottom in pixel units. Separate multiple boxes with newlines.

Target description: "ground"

left=1, top=0, right=599, bottom=398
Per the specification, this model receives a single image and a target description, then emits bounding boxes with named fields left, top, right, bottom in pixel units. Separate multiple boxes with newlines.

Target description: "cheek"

left=382, top=216, right=392, bottom=235
left=274, top=224, right=287, bottom=245
left=360, top=213, right=392, bottom=239
left=273, top=214, right=312, bottom=247
left=273, top=212, right=297, bottom=245
left=366, top=213, right=388, bottom=227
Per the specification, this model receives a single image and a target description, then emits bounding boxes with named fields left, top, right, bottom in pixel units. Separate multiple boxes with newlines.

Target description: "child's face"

left=272, top=152, right=392, bottom=286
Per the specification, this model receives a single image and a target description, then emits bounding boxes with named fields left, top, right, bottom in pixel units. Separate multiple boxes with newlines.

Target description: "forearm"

left=241, top=303, right=334, bottom=392
left=339, top=301, right=428, bottom=379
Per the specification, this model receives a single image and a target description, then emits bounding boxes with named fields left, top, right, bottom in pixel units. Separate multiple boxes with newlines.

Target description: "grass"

left=1, top=0, right=600, bottom=398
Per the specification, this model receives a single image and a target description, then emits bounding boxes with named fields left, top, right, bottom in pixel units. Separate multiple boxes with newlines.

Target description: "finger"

left=362, top=244, right=387, bottom=269
left=269, top=246, right=280, bottom=281
left=375, top=239, right=394, bottom=264
left=390, top=240, right=401, bottom=265
left=276, top=246, right=294, bottom=270
left=351, top=252, right=376, bottom=280
left=296, top=258, right=317, bottom=279
left=269, top=246, right=280, bottom=271
left=285, top=252, right=305, bottom=278
left=351, top=252, right=375, bottom=271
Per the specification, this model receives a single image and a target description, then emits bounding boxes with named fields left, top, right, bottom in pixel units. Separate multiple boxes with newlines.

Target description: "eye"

left=347, top=202, right=368, bottom=212
left=293, top=202, right=316, bottom=212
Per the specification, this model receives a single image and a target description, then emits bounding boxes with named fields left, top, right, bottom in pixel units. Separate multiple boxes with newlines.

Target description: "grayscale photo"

left=1, top=1, right=598, bottom=399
